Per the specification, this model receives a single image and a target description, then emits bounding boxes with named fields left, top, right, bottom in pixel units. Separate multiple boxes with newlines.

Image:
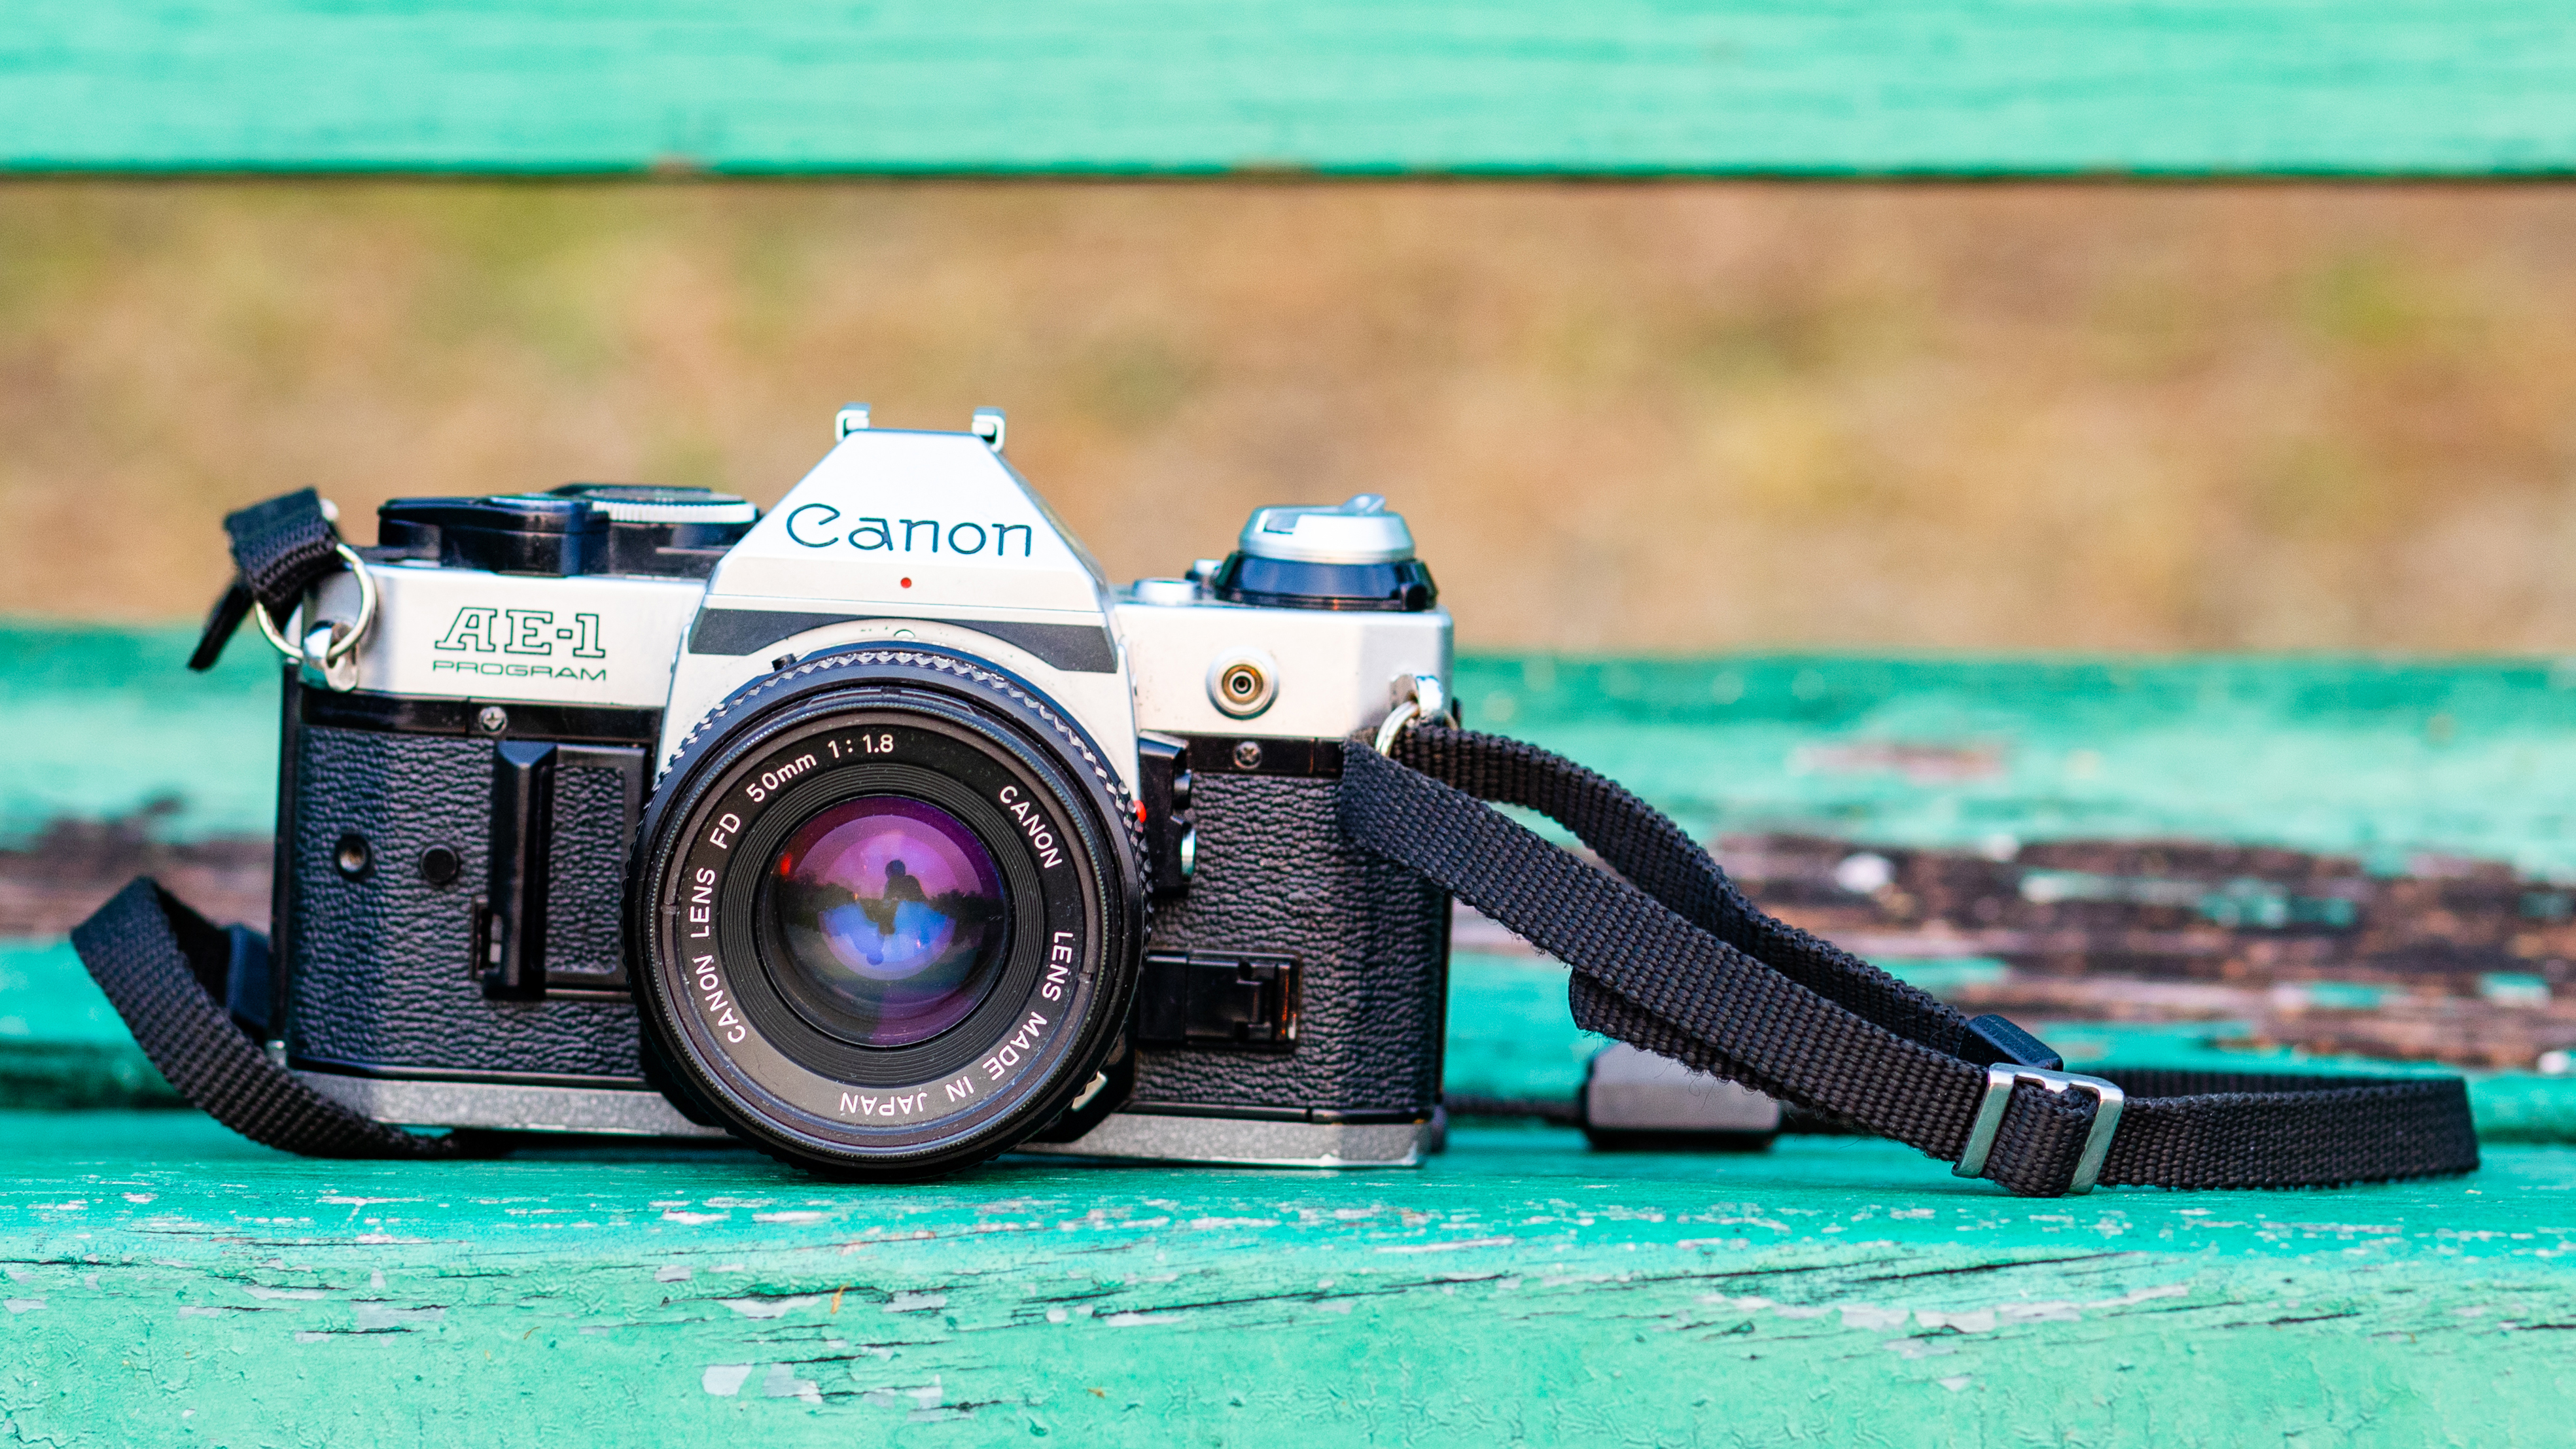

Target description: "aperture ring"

left=664, top=649, right=1130, bottom=821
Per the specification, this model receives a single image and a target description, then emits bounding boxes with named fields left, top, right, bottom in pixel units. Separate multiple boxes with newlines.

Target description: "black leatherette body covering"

left=1131, top=772, right=1449, bottom=1116
left=287, top=722, right=643, bottom=1081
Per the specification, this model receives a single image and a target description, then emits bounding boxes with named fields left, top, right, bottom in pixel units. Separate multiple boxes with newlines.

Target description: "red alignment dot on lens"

left=900, top=578, right=913, bottom=587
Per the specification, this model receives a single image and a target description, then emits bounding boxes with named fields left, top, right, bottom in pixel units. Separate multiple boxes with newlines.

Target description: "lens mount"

left=630, top=647, right=1145, bottom=1179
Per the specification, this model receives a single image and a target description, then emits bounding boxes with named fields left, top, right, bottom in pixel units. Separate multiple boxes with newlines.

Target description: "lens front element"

left=765, top=796, right=1008, bottom=1047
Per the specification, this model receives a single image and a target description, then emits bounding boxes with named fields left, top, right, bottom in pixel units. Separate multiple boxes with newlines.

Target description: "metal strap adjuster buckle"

left=1952, top=1065, right=2126, bottom=1195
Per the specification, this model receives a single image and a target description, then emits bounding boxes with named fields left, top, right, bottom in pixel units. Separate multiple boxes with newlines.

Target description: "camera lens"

left=760, top=795, right=1009, bottom=1048
left=631, top=646, right=1146, bottom=1180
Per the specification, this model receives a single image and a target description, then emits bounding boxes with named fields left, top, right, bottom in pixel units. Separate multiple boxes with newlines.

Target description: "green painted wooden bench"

left=14, top=9, right=2576, bottom=1441
left=14, top=629, right=2576, bottom=1443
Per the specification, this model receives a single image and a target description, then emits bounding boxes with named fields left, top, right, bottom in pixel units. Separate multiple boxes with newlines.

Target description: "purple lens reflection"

left=763, top=796, right=1008, bottom=1047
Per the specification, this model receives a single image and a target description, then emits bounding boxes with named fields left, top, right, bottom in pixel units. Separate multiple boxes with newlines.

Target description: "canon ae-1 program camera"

left=86, top=406, right=2487, bottom=1200
left=258, top=406, right=1451, bottom=1179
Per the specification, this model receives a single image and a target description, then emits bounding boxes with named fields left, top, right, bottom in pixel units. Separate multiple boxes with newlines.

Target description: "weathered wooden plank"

left=11, top=628, right=2576, bottom=1438
left=7, top=2, right=2576, bottom=177
left=23, top=625, right=2576, bottom=865
left=20, top=627, right=2576, bottom=1091
left=0, top=939, right=183, bottom=1109
left=3, top=1109, right=2571, bottom=1446
left=1472, top=652, right=2576, bottom=877
left=15, top=928, right=2576, bottom=1142
left=0, top=625, right=279, bottom=847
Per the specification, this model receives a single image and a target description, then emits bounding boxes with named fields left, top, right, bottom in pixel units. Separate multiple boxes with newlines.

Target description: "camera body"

left=275, top=407, right=1451, bottom=1175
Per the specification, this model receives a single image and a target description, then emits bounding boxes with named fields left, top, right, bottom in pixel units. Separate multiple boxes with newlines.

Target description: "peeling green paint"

left=3, top=1111, right=2574, bottom=1446
left=1456, top=652, right=2576, bottom=877
left=27, top=626, right=2576, bottom=873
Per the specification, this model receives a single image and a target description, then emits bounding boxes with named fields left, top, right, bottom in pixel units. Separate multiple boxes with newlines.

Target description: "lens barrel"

left=629, top=648, right=1145, bottom=1179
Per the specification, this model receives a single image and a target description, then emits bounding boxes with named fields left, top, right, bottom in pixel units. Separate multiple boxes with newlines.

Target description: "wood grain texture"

left=2, top=1109, right=2571, bottom=1446
left=8, top=2, right=2576, bottom=177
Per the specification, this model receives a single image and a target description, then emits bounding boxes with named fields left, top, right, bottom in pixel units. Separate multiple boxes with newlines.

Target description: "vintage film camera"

left=271, top=406, right=1452, bottom=1178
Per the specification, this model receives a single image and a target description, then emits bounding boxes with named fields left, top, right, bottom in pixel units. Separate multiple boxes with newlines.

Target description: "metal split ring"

left=1372, top=673, right=1449, bottom=754
left=252, top=543, right=378, bottom=666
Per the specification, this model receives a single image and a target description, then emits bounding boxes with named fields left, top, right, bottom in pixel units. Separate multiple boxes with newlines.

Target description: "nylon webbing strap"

left=71, top=879, right=484, bottom=1159
left=1344, top=724, right=2480, bottom=1196
left=188, top=489, right=342, bottom=672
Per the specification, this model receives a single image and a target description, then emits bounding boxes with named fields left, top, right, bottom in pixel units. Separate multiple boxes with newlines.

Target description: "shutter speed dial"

left=1209, top=495, right=1437, bottom=612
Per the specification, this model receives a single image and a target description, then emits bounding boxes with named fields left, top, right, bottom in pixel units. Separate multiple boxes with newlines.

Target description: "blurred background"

left=19, top=179, right=2576, bottom=1088
left=12, top=180, right=2576, bottom=654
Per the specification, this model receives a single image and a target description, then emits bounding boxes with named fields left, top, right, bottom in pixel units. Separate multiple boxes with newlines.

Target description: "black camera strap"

left=187, top=488, right=345, bottom=672
left=63, top=711, right=2482, bottom=1187
left=1345, top=723, right=2480, bottom=1196
left=70, top=880, right=488, bottom=1159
